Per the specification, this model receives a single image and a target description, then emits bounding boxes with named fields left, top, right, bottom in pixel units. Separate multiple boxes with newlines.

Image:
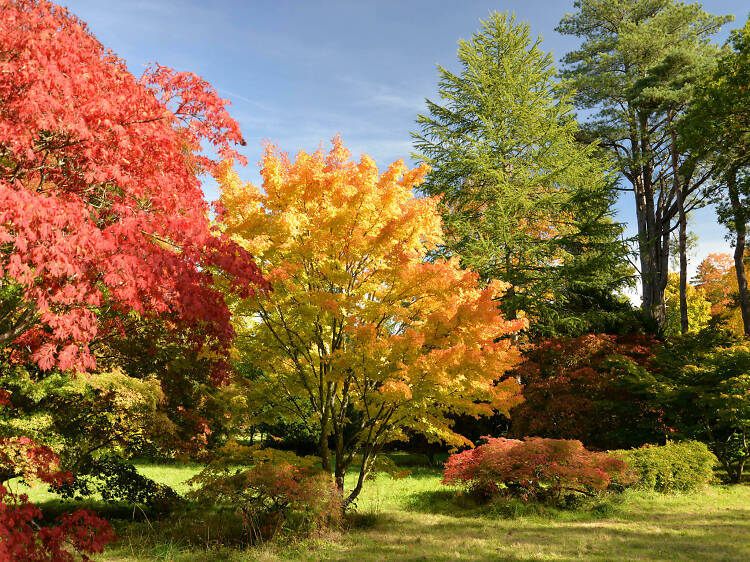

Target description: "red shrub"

left=0, top=438, right=114, bottom=561
left=0, top=487, right=114, bottom=562
left=442, top=437, right=632, bottom=501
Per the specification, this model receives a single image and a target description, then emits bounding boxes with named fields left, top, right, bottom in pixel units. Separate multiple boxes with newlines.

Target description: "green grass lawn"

left=15, top=459, right=750, bottom=561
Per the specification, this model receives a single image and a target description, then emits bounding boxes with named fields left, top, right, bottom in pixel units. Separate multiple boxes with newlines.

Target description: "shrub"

left=651, top=331, right=750, bottom=482
left=611, top=441, right=717, bottom=493
left=56, top=457, right=181, bottom=514
left=0, top=486, right=114, bottom=562
left=510, top=334, right=668, bottom=450
left=442, top=437, right=631, bottom=504
left=189, top=446, right=341, bottom=545
left=0, top=437, right=115, bottom=560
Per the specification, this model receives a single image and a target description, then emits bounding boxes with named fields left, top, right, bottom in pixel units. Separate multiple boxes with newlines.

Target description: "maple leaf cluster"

left=0, top=437, right=115, bottom=561
left=0, top=0, right=266, bottom=375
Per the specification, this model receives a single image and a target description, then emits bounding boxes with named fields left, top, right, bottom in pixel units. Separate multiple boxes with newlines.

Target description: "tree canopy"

left=216, top=137, right=526, bottom=505
left=0, top=0, right=266, bottom=377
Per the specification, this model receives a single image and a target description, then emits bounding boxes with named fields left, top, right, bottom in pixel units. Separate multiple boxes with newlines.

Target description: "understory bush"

left=55, top=457, right=182, bottom=514
left=0, top=437, right=115, bottom=560
left=189, top=446, right=341, bottom=545
left=651, top=332, right=750, bottom=483
left=510, top=334, right=667, bottom=450
left=442, top=437, right=631, bottom=505
left=611, top=441, right=717, bottom=492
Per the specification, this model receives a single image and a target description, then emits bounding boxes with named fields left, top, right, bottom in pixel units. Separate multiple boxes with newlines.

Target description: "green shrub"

left=56, top=456, right=181, bottom=514
left=612, top=441, right=717, bottom=493
left=651, top=333, right=750, bottom=483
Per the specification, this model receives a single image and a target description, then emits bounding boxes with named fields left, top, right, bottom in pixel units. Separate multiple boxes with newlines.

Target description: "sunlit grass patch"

left=13, top=459, right=750, bottom=561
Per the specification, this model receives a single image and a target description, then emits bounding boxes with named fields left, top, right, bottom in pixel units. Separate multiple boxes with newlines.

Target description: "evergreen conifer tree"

left=413, top=13, right=632, bottom=336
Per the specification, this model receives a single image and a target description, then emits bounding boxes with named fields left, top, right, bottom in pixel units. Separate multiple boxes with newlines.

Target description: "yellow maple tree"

left=216, top=137, right=526, bottom=506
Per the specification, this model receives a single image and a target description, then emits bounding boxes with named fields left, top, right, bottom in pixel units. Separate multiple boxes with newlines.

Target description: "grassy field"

left=15, top=458, right=750, bottom=561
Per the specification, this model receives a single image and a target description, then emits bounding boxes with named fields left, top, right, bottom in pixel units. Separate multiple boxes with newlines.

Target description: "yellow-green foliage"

left=0, top=365, right=168, bottom=462
left=612, top=441, right=717, bottom=493
left=664, top=273, right=711, bottom=337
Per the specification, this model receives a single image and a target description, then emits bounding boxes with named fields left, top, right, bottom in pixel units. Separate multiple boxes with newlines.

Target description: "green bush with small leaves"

left=56, top=457, right=182, bottom=514
left=612, top=441, right=717, bottom=493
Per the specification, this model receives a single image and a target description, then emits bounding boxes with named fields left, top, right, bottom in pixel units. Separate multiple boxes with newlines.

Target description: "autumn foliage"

left=0, top=437, right=114, bottom=560
left=694, top=252, right=749, bottom=335
left=189, top=446, right=341, bottom=544
left=217, top=137, right=526, bottom=505
left=694, top=253, right=735, bottom=313
left=1, top=0, right=269, bottom=555
left=442, top=437, right=631, bottom=501
left=510, top=334, right=668, bottom=450
left=0, top=0, right=265, bottom=376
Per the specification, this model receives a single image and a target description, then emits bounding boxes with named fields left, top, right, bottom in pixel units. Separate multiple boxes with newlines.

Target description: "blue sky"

left=63, top=0, right=750, bottom=293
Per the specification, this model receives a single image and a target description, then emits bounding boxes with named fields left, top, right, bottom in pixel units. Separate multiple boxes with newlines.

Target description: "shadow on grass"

left=383, top=451, right=448, bottom=468
left=100, top=506, right=750, bottom=562
left=36, top=497, right=248, bottom=553
left=318, top=508, right=750, bottom=562
left=82, top=488, right=750, bottom=561
left=38, top=498, right=162, bottom=522
left=404, top=489, right=623, bottom=521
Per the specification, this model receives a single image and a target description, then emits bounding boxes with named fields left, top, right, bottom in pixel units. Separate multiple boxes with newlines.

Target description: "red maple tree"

left=0, top=0, right=266, bottom=377
left=1, top=1, right=267, bottom=557
left=509, top=334, right=668, bottom=450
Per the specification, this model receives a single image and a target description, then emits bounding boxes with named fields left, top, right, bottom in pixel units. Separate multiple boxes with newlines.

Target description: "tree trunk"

left=727, top=167, right=750, bottom=336
left=678, top=209, right=689, bottom=334
left=636, top=212, right=668, bottom=327
left=334, top=418, right=346, bottom=495
left=318, top=409, right=332, bottom=474
left=636, top=113, right=668, bottom=328
left=343, top=447, right=373, bottom=509
left=670, top=122, right=689, bottom=334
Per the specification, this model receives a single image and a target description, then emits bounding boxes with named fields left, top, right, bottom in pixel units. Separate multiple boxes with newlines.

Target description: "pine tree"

left=557, top=0, right=731, bottom=328
left=412, top=12, right=631, bottom=337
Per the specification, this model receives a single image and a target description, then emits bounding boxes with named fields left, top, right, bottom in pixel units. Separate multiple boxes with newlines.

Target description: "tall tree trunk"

left=727, top=166, right=750, bottom=336
left=631, top=124, right=653, bottom=317
left=678, top=203, right=689, bottom=333
left=636, top=204, right=668, bottom=327
left=658, top=222, right=669, bottom=325
left=635, top=184, right=652, bottom=313
left=637, top=114, right=668, bottom=327
left=334, top=409, right=346, bottom=494
left=670, top=121, right=689, bottom=333
left=318, top=405, right=333, bottom=475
